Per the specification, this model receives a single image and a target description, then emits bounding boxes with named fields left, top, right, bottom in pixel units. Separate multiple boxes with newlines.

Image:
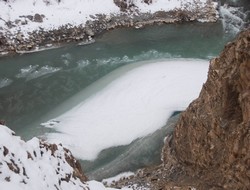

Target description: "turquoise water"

left=0, top=21, right=237, bottom=180
left=0, top=22, right=231, bottom=136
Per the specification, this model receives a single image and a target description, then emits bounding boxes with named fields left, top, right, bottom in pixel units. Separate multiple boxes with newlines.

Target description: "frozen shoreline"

left=0, top=0, right=218, bottom=56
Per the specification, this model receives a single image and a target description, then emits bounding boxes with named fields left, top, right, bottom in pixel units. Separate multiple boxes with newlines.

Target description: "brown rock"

left=63, top=147, right=88, bottom=183
left=162, top=29, right=250, bottom=189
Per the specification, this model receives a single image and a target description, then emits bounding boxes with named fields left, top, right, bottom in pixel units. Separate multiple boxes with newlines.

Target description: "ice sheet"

left=44, top=59, right=209, bottom=160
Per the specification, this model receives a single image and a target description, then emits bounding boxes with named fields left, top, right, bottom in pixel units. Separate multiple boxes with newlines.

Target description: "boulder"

left=33, top=13, right=43, bottom=23
left=113, top=0, right=134, bottom=11
left=85, top=27, right=94, bottom=36
left=144, top=0, right=152, bottom=4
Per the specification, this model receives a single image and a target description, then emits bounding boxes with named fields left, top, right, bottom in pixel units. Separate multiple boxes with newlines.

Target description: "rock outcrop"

left=109, top=29, right=250, bottom=190
left=162, top=29, right=250, bottom=189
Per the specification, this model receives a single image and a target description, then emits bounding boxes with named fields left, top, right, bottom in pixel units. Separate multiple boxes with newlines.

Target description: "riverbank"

left=0, top=0, right=218, bottom=56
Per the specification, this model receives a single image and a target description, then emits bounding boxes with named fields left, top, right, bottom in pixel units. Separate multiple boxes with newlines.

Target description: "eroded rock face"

left=163, top=30, right=250, bottom=189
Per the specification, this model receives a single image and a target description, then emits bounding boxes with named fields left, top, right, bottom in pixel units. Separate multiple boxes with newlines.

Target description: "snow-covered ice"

left=44, top=59, right=209, bottom=160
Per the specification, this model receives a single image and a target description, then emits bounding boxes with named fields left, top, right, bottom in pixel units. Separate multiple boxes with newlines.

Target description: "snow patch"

left=0, top=0, right=216, bottom=37
left=0, top=124, right=132, bottom=190
left=134, top=0, right=207, bottom=13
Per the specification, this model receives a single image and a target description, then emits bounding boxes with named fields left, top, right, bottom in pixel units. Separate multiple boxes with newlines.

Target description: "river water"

left=0, top=22, right=229, bottom=135
left=0, top=1, right=248, bottom=180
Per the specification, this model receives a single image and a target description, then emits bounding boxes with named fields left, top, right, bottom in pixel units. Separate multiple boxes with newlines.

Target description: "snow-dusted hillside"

left=0, top=125, right=130, bottom=190
left=0, top=0, right=219, bottom=54
left=0, top=0, right=217, bottom=36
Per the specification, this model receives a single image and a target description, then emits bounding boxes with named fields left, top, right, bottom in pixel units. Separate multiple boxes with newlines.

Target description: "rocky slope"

left=163, top=29, right=250, bottom=189
left=109, top=29, right=250, bottom=190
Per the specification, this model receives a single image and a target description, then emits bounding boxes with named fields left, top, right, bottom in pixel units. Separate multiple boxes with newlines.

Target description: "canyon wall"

left=163, top=29, right=250, bottom=189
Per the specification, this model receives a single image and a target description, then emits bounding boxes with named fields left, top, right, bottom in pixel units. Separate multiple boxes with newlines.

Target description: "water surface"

left=0, top=21, right=237, bottom=180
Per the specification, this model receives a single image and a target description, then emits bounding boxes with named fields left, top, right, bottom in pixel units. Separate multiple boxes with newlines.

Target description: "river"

left=0, top=0, right=248, bottom=180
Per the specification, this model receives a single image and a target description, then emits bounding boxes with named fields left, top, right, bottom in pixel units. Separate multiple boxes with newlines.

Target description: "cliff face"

left=163, top=30, right=250, bottom=189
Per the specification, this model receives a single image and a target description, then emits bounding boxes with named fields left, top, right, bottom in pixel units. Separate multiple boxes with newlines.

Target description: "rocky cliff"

left=162, top=29, right=250, bottom=189
left=109, top=29, right=250, bottom=190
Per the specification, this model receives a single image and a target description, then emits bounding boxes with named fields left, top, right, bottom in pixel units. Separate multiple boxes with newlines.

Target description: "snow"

left=102, top=172, right=135, bottom=186
left=0, top=0, right=120, bottom=37
left=43, top=59, right=209, bottom=160
left=0, top=0, right=215, bottom=37
left=134, top=0, right=207, bottom=13
left=0, top=124, right=129, bottom=190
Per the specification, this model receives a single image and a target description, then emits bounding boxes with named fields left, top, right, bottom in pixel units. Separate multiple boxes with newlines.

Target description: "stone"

left=144, top=0, right=152, bottom=4
left=113, top=0, right=134, bottom=11
left=16, top=34, right=23, bottom=41
left=26, top=15, right=34, bottom=21
left=33, top=13, right=43, bottom=23
left=14, top=19, right=21, bottom=25
left=85, top=27, right=94, bottom=36
left=162, top=30, right=250, bottom=189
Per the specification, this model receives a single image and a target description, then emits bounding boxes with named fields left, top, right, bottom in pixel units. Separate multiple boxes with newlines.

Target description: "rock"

left=144, top=0, right=152, bottom=4
left=162, top=30, right=250, bottom=189
left=0, top=1, right=219, bottom=56
left=85, top=27, right=94, bottom=36
left=21, top=20, right=27, bottom=25
left=0, top=37, right=6, bottom=46
left=14, top=19, right=21, bottom=25
left=16, top=33, right=23, bottom=42
left=6, top=21, right=15, bottom=28
left=0, top=125, right=88, bottom=189
left=33, top=13, right=43, bottom=23
left=26, top=15, right=34, bottom=21
left=113, top=0, right=134, bottom=11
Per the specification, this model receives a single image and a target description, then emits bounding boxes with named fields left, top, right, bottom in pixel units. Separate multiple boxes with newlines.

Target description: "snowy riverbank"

left=0, top=124, right=134, bottom=190
left=0, top=0, right=218, bottom=55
